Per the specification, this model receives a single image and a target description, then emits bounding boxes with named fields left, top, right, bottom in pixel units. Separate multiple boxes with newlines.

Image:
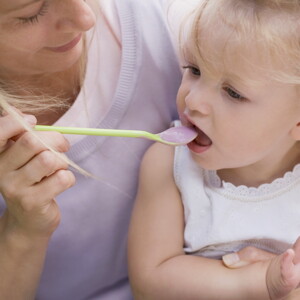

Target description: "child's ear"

left=290, top=122, right=300, bottom=140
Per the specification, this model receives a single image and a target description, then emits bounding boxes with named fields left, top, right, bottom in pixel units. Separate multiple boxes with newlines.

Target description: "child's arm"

left=128, top=142, right=270, bottom=300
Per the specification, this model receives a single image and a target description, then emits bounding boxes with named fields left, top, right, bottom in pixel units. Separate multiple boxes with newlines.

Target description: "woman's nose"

left=55, top=0, right=96, bottom=32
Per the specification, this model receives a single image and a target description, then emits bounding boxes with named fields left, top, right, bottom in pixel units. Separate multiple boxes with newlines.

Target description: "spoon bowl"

left=34, top=125, right=197, bottom=146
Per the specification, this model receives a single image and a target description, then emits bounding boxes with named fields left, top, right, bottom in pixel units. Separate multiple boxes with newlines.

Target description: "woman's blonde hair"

left=183, top=0, right=300, bottom=85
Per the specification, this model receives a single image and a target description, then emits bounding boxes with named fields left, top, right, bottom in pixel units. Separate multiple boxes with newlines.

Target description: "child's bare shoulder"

left=140, top=142, right=175, bottom=178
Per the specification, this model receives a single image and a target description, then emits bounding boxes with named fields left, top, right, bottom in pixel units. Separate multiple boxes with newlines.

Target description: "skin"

left=0, top=0, right=96, bottom=298
left=177, top=58, right=300, bottom=187
left=0, top=0, right=95, bottom=78
left=129, top=143, right=270, bottom=300
left=128, top=42, right=300, bottom=300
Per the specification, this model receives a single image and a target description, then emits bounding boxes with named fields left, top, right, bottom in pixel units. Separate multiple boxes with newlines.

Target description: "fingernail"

left=222, top=252, right=240, bottom=267
left=24, top=115, right=37, bottom=126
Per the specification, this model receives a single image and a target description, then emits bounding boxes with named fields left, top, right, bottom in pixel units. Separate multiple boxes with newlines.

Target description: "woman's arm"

left=0, top=223, right=51, bottom=299
left=128, top=142, right=270, bottom=300
left=0, top=112, right=75, bottom=299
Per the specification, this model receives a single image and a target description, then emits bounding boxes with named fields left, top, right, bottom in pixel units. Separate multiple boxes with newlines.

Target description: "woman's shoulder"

left=96, top=0, right=121, bottom=43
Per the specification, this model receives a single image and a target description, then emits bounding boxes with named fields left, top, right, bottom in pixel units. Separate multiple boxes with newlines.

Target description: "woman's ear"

left=290, top=122, right=300, bottom=140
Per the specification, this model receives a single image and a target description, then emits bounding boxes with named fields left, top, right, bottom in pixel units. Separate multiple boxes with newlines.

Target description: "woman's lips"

left=46, top=33, right=82, bottom=53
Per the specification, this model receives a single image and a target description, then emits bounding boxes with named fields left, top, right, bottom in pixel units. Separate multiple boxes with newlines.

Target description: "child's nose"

left=55, top=0, right=96, bottom=33
left=185, top=89, right=211, bottom=116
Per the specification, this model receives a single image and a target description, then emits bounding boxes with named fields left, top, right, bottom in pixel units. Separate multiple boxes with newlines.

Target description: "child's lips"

left=187, top=126, right=212, bottom=154
left=180, top=114, right=212, bottom=146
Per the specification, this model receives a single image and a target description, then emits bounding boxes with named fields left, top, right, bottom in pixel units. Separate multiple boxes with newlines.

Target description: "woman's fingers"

left=222, top=238, right=300, bottom=272
left=3, top=150, right=70, bottom=193
left=34, top=169, right=75, bottom=199
left=15, top=169, right=75, bottom=213
left=0, top=112, right=36, bottom=151
left=284, top=288, right=300, bottom=299
left=0, top=131, right=72, bottom=207
left=19, top=150, right=70, bottom=185
left=3, top=169, right=75, bottom=235
left=0, top=131, right=70, bottom=172
left=0, top=108, right=76, bottom=238
left=222, top=246, right=276, bottom=268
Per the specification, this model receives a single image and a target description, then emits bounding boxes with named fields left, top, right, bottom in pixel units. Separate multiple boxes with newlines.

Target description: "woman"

left=0, top=0, right=185, bottom=298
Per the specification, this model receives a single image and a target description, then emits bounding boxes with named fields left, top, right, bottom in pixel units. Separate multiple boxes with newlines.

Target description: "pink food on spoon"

left=159, top=126, right=198, bottom=145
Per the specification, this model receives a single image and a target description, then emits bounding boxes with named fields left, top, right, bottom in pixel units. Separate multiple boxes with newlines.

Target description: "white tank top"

left=174, top=144, right=300, bottom=258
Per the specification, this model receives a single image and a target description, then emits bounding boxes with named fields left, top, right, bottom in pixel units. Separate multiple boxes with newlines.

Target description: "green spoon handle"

left=34, top=125, right=156, bottom=139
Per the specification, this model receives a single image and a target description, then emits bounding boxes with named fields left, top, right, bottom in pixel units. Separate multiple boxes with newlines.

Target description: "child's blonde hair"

left=184, top=0, right=300, bottom=85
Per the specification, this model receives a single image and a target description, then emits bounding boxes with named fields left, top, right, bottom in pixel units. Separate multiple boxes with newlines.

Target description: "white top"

left=174, top=145, right=300, bottom=259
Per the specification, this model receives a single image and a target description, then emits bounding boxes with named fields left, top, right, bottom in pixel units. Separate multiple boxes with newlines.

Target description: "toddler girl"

left=129, top=0, right=300, bottom=299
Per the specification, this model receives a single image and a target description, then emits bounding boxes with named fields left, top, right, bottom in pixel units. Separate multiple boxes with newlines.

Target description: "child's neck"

left=217, top=143, right=300, bottom=188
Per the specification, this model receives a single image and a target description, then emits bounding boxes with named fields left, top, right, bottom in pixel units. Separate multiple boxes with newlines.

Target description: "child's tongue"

left=195, top=128, right=212, bottom=146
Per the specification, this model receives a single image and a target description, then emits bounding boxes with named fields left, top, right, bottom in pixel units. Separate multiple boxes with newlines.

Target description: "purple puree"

left=159, top=126, right=197, bottom=144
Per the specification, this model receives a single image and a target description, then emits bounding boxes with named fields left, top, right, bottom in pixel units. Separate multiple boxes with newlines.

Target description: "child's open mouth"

left=193, top=126, right=212, bottom=147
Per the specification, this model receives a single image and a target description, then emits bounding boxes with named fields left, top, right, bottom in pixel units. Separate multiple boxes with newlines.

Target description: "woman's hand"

left=0, top=111, right=75, bottom=240
left=0, top=110, right=76, bottom=299
left=223, top=238, right=300, bottom=300
left=222, top=246, right=276, bottom=268
left=266, top=238, right=300, bottom=300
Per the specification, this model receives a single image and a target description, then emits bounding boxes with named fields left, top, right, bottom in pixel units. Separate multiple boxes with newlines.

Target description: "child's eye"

left=223, top=86, right=247, bottom=101
left=182, top=65, right=201, bottom=76
left=17, top=2, right=49, bottom=25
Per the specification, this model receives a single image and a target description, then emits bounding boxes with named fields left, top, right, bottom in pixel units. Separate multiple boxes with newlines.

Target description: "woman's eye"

left=17, top=2, right=49, bottom=25
left=182, top=65, right=201, bottom=76
left=223, top=86, right=246, bottom=101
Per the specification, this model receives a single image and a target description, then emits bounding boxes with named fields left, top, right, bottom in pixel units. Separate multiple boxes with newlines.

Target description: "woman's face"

left=0, top=0, right=96, bottom=79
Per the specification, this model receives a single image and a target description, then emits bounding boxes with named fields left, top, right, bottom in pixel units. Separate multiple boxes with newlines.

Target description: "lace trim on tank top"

left=205, top=163, right=300, bottom=200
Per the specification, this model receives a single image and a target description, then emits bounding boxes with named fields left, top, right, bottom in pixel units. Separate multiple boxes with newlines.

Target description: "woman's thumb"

left=222, top=246, right=276, bottom=268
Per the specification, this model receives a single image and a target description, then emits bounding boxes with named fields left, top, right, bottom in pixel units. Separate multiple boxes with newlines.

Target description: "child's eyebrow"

left=1, top=0, right=41, bottom=14
left=226, top=73, right=248, bottom=84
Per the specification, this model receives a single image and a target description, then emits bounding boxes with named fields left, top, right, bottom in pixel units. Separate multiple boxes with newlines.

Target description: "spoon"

left=34, top=125, right=197, bottom=146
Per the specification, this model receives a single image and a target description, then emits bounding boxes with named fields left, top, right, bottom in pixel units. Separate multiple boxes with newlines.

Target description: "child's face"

left=177, top=50, right=300, bottom=174
left=0, top=0, right=96, bottom=79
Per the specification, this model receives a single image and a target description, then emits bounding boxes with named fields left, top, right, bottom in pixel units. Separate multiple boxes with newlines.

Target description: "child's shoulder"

left=140, top=142, right=175, bottom=178
left=142, top=142, right=175, bottom=166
